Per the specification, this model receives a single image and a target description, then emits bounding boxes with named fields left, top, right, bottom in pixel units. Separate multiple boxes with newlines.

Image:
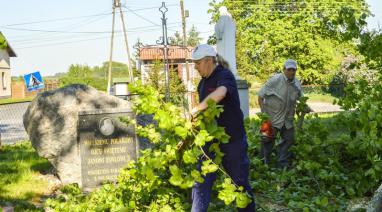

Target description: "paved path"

left=249, top=102, right=343, bottom=116
left=307, top=102, right=343, bottom=113
left=0, top=102, right=30, bottom=144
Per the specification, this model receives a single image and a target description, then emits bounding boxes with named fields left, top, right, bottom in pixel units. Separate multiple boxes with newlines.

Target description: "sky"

left=1, top=0, right=381, bottom=77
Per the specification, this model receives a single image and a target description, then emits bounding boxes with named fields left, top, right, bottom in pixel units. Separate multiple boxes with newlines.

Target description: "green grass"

left=0, top=97, right=33, bottom=105
left=249, top=88, right=337, bottom=109
left=0, top=142, right=53, bottom=211
left=305, top=93, right=337, bottom=103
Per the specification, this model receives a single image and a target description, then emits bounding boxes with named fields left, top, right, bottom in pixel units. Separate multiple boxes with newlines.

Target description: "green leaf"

left=217, top=178, right=237, bottom=205
left=321, top=197, right=329, bottom=207
left=175, top=126, right=188, bottom=139
left=235, top=192, right=251, bottom=208
left=201, top=160, right=219, bottom=175
left=182, top=148, right=201, bottom=164
left=194, top=130, right=214, bottom=146
left=169, top=165, right=183, bottom=186
left=191, top=170, right=204, bottom=183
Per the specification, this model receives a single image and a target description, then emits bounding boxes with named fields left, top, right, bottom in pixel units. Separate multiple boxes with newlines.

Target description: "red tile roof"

left=139, top=45, right=193, bottom=61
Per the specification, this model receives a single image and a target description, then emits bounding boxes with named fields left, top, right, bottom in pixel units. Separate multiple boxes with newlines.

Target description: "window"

left=2, top=72, right=5, bottom=89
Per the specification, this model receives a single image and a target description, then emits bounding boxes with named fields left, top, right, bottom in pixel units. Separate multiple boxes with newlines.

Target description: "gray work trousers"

left=260, top=125, right=295, bottom=168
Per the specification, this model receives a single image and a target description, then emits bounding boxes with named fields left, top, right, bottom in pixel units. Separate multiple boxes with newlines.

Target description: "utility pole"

left=107, top=0, right=135, bottom=94
left=107, top=0, right=117, bottom=94
left=158, top=2, right=170, bottom=101
left=180, top=0, right=187, bottom=45
left=180, top=0, right=192, bottom=109
left=118, top=2, right=134, bottom=83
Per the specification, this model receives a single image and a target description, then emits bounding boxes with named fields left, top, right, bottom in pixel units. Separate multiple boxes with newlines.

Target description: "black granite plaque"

left=78, top=108, right=137, bottom=190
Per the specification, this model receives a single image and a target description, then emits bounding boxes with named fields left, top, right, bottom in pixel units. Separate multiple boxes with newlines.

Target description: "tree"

left=169, top=25, right=202, bottom=47
left=96, top=61, right=130, bottom=78
left=359, top=30, right=382, bottom=70
left=187, top=25, right=202, bottom=47
left=147, top=60, right=164, bottom=90
left=0, top=33, right=7, bottom=49
left=146, top=60, right=186, bottom=105
left=59, top=61, right=138, bottom=91
left=209, top=0, right=370, bottom=84
left=59, top=64, right=107, bottom=91
left=168, top=66, right=187, bottom=105
left=169, top=31, right=184, bottom=46
left=207, top=34, right=217, bottom=45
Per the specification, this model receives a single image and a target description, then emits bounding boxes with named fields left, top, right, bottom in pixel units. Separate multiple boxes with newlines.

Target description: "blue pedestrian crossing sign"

left=23, top=71, right=45, bottom=92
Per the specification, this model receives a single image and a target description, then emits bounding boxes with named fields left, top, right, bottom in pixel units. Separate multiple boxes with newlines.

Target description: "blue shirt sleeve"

left=216, top=70, right=236, bottom=96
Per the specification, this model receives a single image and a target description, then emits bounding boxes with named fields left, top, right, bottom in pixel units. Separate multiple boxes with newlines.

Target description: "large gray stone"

left=367, top=183, right=382, bottom=212
left=23, top=84, right=132, bottom=185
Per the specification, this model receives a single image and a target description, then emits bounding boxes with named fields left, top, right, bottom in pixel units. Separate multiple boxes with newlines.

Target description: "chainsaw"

left=260, top=120, right=274, bottom=139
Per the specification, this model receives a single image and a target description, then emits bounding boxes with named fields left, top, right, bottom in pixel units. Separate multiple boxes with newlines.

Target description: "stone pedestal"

left=237, top=79, right=249, bottom=118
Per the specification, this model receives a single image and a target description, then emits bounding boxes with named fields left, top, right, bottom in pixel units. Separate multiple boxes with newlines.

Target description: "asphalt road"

left=0, top=102, right=30, bottom=144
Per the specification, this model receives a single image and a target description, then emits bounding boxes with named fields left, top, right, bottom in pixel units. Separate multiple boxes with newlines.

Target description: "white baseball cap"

left=191, top=44, right=217, bottom=60
left=284, top=59, right=297, bottom=70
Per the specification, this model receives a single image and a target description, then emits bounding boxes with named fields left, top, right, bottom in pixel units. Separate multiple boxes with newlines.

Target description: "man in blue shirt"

left=190, top=44, right=255, bottom=212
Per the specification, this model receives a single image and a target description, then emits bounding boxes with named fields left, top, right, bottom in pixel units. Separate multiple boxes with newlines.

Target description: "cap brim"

left=191, top=55, right=204, bottom=61
left=192, top=54, right=216, bottom=61
left=285, top=65, right=297, bottom=70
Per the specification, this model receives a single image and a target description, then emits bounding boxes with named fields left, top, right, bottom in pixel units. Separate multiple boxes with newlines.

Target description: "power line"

left=121, top=5, right=180, bottom=32
left=15, top=25, right=182, bottom=49
left=62, top=14, right=110, bottom=31
left=1, top=12, right=112, bottom=27
left=11, top=21, right=181, bottom=44
left=123, top=6, right=161, bottom=26
left=124, top=4, right=178, bottom=12
left=217, top=1, right=367, bottom=5
left=199, top=30, right=214, bottom=34
left=2, top=26, right=125, bottom=34
left=4, top=22, right=182, bottom=35
left=188, top=22, right=212, bottom=26
left=13, top=33, right=105, bottom=44
left=16, top=35, right=114, bottom=49
left=1, top=5, right=178, bottom=28
left=12, top=15, right=111, bottom=43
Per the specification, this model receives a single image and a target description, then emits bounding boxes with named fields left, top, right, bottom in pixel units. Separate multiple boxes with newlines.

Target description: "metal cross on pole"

left=158, top=2, right=170, bottom=102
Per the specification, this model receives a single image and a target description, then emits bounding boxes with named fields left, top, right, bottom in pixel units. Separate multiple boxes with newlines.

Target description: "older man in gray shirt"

left=258, top=59, right=303, bottom=168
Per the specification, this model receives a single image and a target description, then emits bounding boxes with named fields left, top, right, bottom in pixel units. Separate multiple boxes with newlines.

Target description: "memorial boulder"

left=23, top=84, right=134, bottom=187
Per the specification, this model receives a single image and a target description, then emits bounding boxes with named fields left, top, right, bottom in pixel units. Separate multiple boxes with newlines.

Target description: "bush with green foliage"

left=246, top=111, right=382, bottom=210
left=45, top=80, right=382, bottom=211
left=46, top=82, right=251, bottom=211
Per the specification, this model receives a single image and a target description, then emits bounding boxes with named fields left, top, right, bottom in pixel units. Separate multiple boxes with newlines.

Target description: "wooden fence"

left=11, top=80, right=60, bottom=99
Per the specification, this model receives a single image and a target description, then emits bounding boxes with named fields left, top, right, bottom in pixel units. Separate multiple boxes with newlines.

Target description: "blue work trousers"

left=191, top=137, right=256, bottom=212
left=260, top=126, right=295, bottom=169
